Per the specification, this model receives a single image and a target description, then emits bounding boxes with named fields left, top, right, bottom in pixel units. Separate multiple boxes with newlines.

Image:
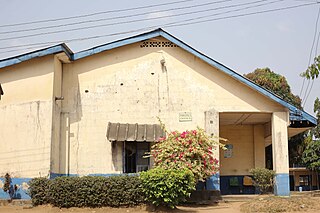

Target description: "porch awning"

left=106, top=122, right=165, bottom=142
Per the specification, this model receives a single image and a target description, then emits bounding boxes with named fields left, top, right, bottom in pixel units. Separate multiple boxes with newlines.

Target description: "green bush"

left=250, top=168, right=275, bottom=194
left=140, top=168, right=195, bottom=209
left=29, top=175, right=145, bottom=208
left=28, top=177, right=49, bottom=206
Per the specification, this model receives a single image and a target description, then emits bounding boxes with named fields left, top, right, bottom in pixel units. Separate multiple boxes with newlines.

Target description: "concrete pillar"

left=254, top=124, right=265, bottom=168
left=205, top=110, right=220, bottom=191
left=271, top=112, right=290, bottom=196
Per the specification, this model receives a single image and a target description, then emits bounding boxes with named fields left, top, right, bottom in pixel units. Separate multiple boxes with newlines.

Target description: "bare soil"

left=0, top=203, right=243, bottom=213
left=0, top=197, right=320, bottom=213
left=240, top=196, right=320, bottom=213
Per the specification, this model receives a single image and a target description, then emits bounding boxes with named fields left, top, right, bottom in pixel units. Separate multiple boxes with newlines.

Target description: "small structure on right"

left=290, top=166, right=320, bottom=191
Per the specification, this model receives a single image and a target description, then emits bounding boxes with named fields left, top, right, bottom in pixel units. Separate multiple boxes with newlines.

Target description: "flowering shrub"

left=151, top=127, right=220, bottom=182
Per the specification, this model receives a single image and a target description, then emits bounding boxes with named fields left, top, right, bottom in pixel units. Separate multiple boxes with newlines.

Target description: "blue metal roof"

left=0, top=28, right=316, bottom=126
left=0, top=43, right=72, bottom=68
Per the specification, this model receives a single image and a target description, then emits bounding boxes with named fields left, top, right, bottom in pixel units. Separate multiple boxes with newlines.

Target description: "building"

left=0, top=29, right=316, bottom=199
left=290, top=166, right=320, bottom=191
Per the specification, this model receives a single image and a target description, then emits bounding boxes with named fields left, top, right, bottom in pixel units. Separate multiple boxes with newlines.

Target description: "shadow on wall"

left=59, top=75, right=83, bottom=176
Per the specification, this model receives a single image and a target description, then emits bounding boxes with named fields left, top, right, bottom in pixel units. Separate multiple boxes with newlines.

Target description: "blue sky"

left=0, top=0, right=319, bottom=115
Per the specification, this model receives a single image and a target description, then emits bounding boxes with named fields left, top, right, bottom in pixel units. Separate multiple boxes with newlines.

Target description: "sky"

left=0, top=0, right=319, bottom=116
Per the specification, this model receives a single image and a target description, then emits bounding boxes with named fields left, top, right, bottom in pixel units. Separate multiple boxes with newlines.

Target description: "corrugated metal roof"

left=106, top=122, right=165, bottom=142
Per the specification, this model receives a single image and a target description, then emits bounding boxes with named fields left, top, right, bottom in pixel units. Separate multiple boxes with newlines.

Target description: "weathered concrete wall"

left=50, top=56, right=63, bottom=174
left=0, top=55, right=55, bottom=178
left=59, top=37, right=285, bottom=176
left=220, top=125, right=254, bottom=175
left=272, top=111, right=290, bottom=196
left=254, top=124, right=265, bottom=168
left=219, top=124, right=266, bottom=176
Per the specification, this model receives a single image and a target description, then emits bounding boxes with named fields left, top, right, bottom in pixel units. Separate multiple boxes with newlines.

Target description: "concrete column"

left=271, top=112, right=290, bottom=196
left=254, top=124, right=265, bottom=168
left=205, top=110, right=220, bottom=191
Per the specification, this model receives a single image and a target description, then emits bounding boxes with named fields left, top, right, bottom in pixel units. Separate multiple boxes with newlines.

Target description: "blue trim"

left=220, top=175, right=256, bottom=195
left=0, top=28, right=316, bottom=125
left=0, top=177, right=31, bottom=199
left=274, top=173, right=290, bottom=196
left=206, top=173, right=220, bottom=191
left=158, top=30, right=316, bottom=126
left=0, top=44, right=72, bottom=69
left=72, top=30, right=161, bottom=60
left=49, top=172, right=138, bottom=179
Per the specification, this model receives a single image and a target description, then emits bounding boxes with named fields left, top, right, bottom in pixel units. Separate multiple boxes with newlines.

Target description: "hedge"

left=28, top=175, right=145, bottom=208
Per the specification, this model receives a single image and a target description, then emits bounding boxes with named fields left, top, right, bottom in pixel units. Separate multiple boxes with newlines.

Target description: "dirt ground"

left=240, top=196, right=320, bottom=213
left=0, top=196, right=320, bottom=213
left=0, top=202, right=243, bottom=213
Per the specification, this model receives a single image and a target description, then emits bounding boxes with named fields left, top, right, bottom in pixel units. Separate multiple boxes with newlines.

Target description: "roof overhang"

left=0, top=28, right=317, bottom=127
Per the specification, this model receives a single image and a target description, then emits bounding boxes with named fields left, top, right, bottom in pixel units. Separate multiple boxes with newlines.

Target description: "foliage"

left=244, top=68, right=302, bottom=108
left=151, top=127, right=220, bottom=182
left=302, top=97, right=320, bottom=171
left=312, top=97, right=320, bottom=139
left=3, top=173, right=16, bottom=200
left=3, top=173, right=11, bottom=193
left=140, top=168, right=195, bottom=209
left=28, top=177, right=49, bottom=206
left=29, top=175, right=144, bottom=208
left=288, top=133, right=307, bottom=167
left=250, top=168, right=275, bottom=194
left=301, top=56, right=320, bottom=80
left=245, top=68, right=305, bottom=166
left=302, top=135, right=320, bottom=171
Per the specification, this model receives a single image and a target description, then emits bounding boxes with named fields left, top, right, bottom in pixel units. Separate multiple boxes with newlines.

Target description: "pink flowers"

left=158, top=137, right=166, bottom=141
left=151, top=127, right=220, bottom=182
left=179, top=152, right=184, bottom=159
left=180, top=131, right=187, bottom=138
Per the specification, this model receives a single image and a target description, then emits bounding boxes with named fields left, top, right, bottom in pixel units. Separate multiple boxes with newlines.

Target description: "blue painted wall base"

left=274, top=173, right=290, bottom=196
left=0, top=178, right=31, bottom=199
left=220, top=176, right=256, bottom=195
left=206, top=173, right=220, bottom=191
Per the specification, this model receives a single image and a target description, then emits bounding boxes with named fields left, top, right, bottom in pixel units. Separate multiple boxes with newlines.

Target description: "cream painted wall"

left=50, top=56, right=63, bottom=174
left=254, top=124, right=265, bottom=168
left=59, top=37, right=284, bottom=175
left=0, top=56, right=55, bottom=178
left=272, top=112, right=289, bottom=174
left=220, top=125, right=255, bottom=176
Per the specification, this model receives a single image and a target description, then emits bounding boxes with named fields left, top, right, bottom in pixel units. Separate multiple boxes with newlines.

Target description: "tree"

left=312, top=97, right=320, bottom=139
left=302, top=97, right=320, bottom=190
left=302, top=135, right=320, bottom=171
left=244, top=68, right=302, bottom=109
left=301, top=56, right=320, bottom=80
left=244, top=68, right=305, bottom=166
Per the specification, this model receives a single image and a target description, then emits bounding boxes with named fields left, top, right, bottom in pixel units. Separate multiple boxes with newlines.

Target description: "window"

left=106, top=122, right=165, bottom=173
left=299, top=175, right=309, bottom=186
left=124, top=142, right=150, bottom=173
